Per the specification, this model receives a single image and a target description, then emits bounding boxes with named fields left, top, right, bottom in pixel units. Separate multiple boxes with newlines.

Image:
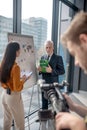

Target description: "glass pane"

left=68, top=0, right=84, bottom=9
left=0, top=0, right=13, bottom=128
left=0, top=0, right=13, bottom=62
left=58, top=2, right=76, bottom=83
left=68, top=0, right=75, bottom=4
left=22, top=0, right=53, bottom=64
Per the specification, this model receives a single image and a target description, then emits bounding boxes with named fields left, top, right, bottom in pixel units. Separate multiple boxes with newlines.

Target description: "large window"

left=22, top=0, right=53, bottom=64
left=0, top=0, right=13, bottom=62
left=57, top=1, right=76, bottom=85
left=0, top=0, right=13, bottom=128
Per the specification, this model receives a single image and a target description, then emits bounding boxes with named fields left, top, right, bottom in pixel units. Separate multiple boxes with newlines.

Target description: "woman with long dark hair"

left=0, top=42, right=29, bottom=130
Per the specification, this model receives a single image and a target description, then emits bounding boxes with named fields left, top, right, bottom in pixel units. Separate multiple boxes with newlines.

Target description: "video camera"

left=38, top=79, right=69, bottom=115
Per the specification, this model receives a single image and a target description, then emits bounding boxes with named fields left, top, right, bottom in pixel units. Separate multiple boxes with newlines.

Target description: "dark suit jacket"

left=40, top=53, right=65, bottom=83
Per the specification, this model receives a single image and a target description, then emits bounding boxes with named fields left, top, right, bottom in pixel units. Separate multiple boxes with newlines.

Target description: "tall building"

left=0, top=16, right=47, bottom=61
left=22, top=17, right=47, bottom=50
left=0, top=15, right=13, bottom=60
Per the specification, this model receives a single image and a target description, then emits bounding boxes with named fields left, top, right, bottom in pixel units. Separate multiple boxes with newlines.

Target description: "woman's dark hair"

left=0, top=42, right=20, bottom=83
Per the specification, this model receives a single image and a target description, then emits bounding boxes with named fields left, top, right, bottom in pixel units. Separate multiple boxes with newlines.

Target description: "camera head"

left=37, top=79, right=69, bottom=114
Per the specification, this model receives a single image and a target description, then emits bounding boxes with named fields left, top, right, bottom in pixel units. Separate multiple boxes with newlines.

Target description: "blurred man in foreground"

left=56, top=11, right=87, bottom=130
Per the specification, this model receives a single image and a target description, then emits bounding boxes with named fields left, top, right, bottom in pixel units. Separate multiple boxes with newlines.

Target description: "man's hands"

left=63, top=94, right=75, bottom=111
left=37, top=66, right=42, bottom=72
left=55, top=112, right=86, bottom=130
left=55, top=94, right=87, bottom=130
left=37, top=65, right=52, bottom=73
left=46, top=65, right=52, bottom=73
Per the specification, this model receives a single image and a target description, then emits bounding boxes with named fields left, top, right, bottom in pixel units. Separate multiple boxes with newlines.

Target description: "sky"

left=0, top=0, right=52, bottom=19
left=0, top=0, right=53, bottom=39
left=0, top=0, right=13, bottom=17
left=22, top=0, right=52, bottom=19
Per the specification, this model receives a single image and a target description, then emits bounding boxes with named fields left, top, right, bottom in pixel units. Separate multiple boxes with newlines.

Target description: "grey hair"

left=44, top=40, right=54, bottom=47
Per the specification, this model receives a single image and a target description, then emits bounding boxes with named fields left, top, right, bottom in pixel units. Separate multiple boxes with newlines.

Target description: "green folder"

left=40, top=59, right=49, bottom=72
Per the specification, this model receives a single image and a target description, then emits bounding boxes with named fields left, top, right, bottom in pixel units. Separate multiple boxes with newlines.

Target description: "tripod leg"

left=48, top=119, right=55, bottom=130
left=40, top=121, right=47, bottom=130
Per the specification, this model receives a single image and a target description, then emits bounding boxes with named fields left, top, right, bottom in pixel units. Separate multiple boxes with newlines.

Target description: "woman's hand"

left=21, top=75, right=28, bottom=82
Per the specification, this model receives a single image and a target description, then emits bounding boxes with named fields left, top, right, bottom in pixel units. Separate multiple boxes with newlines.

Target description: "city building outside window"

left=22, top=0, right=53, bottom=65
left=0, top=0, right=13, bottom=62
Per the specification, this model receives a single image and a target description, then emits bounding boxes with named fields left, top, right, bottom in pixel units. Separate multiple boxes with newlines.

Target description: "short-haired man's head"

left=44, top=40, right=54, bottom=47
left=61, top=11, right=87, bottom=46
left=44, top=40, right=54, bottom=55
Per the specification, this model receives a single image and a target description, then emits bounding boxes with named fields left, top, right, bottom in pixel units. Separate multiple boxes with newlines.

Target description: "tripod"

left=37, top=79, right=69, bottom=130
left=38, top=109, right=55, bottom=130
